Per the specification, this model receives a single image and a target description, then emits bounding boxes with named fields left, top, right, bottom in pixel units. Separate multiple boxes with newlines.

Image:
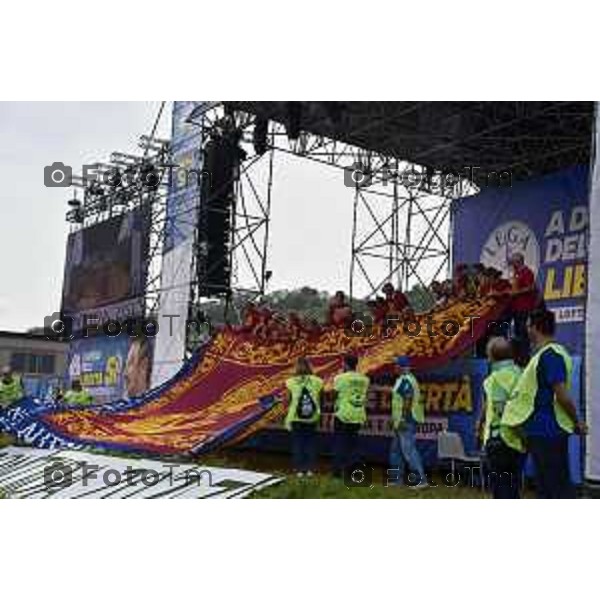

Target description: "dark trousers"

left=512, top=311, right=531, bottom=361
left=332, top=418, right=361, bottom=477
left=485, top=439, right=524, bottom=499
left=290, top=422, right=318, bottom=473
left=528, top=435, right=575, bottom=499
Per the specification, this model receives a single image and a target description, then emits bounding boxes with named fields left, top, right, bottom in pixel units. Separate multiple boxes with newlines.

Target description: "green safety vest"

left=0, top=375, right=24, bottom=407
left=501, top=342, right=574, bottom=450
left=334, top=371, right=370, bottom=425
left=482, top=360, right=522, bottom=451
left=391, top=372, right=424, bottom=428
left=64, top=389, right=94, bottom=407
left=285, top=374, right=323, bottom=430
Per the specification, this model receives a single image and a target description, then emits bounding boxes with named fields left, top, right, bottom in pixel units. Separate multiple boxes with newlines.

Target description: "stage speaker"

left=196, top=130, right=243, bottom=297
left=286, top=102, right=302, bottom=140
left=253, top=116, right=269, bottom=155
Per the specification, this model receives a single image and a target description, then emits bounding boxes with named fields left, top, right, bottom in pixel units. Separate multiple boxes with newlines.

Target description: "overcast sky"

left=0, top=101, right=367, bottom=331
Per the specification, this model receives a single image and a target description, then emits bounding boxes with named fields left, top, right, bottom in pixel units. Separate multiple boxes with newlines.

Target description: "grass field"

left=250, top=473, right=485, bottom=499
left=205, top=448, right=486, bottom=499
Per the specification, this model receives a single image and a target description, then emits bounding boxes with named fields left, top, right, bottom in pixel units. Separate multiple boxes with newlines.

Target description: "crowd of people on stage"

left=235, top=251, right=543, bottom=366
left=283, top=306, right=587, bottom=499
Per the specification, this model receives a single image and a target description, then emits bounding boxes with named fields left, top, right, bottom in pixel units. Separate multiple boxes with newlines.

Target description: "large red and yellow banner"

left=1, top=297, right=505, bottom=456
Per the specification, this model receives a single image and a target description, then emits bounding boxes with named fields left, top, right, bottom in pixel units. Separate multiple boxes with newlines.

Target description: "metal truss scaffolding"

left=186, top=103, right=462, bottom=307
left=65, top=101, right=594, bottom=349
left=66, top=133, right=170, bottom=320
left=185, top=108, right=276, bottom=322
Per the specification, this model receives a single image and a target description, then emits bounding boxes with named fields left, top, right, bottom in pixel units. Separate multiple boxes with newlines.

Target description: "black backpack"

left=296, top=385, right=317, bottom=420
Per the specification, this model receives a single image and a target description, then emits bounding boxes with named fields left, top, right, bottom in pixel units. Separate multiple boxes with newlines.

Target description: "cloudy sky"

left=0, top=101, right=365, bottom=331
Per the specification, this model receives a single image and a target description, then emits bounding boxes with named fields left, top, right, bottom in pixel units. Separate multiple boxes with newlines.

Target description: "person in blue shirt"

left=522, top=309, right=587, bottom=498
left=386, top=356, right=428, bottom=489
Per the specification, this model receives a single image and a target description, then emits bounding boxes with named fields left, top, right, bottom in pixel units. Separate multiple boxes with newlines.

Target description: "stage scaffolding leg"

left=180, top=103, right=455, bottom=308
left=349, top=184, right=360, bottom=303
left=260, top=143, right=275, bottom=296
left=402, top=190, right=414, bottom=291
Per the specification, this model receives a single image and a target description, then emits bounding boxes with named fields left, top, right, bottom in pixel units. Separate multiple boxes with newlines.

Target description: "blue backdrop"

left=66, top=335, right=132, bottom=404
left=452, top=165, right=588, bottom=354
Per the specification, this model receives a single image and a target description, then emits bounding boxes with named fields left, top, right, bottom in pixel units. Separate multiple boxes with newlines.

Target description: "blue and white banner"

left=164, top=101, right=205, bottom=252
left=152, top=101, right=206, bottom=386
left=452, top=165, right=588, bottom=354
left=66, top=335, right=133, bottom=403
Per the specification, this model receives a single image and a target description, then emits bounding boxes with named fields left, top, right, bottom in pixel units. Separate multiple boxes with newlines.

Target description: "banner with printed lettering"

left=0, top=297, right=506, bottom=456
left=452, top=165, right=588, bottom=354
left=65, top=335, right=155, bottom=404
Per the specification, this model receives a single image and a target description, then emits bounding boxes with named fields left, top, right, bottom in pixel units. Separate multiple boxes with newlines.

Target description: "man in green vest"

left=332, top=354, right=370, bottom=478
left=387, top=356, right=428, bottom=489
left=64, top=379, right=94, bottom=407
left=501, top=308, right=587, bottom=498
left=285, top=356, right=324, bottom=477
left=0, top=366, right=24, bottom=409
left=477, top=337, right=523, bottom=498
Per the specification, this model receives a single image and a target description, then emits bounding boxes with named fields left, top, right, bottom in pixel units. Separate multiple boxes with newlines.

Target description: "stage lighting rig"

left=65, top=191, right=85, bottom=224
left=139, top=135, right=169, bottom=154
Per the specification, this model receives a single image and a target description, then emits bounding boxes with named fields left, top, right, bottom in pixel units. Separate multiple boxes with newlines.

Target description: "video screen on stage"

left=61, top=207, right=150, bottom=319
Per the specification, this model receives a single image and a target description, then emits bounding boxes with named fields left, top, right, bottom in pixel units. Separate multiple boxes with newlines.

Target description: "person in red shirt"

left=453, top=264, right=469, bottom=298
left=240, top=302, right=261, bottom=333
left=475, top=268, right=512, bottom=356
left=252, top=307, right=273, bottom=340
left=489, top=269, right=512, bottom=298
left=508, top=253, right=541, bottom=360
left=328, top=291, right=352, bottom=327
left=478, top=268, right=493, bottom=297
left=430, top=281, right=446, bottom=307
left=367, top=297, right=388, bottom=326
left=382, top=282, right=410, bottom=316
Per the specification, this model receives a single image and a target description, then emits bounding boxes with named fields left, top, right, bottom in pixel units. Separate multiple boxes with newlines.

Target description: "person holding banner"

left=477, top=337, right=523, bottom=499
left=332, top=354, right=370, bottom=478
left=285, top=357, right=323, bottom=477
left=64, top=379, right=94, bottom=406
left=508, top=252, right=541, bottom=360
left=387, top=356, right=428, bottom=489
left=502, top=308, right=587, bottom=499
left=0, top=366, right=24, bottom=409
